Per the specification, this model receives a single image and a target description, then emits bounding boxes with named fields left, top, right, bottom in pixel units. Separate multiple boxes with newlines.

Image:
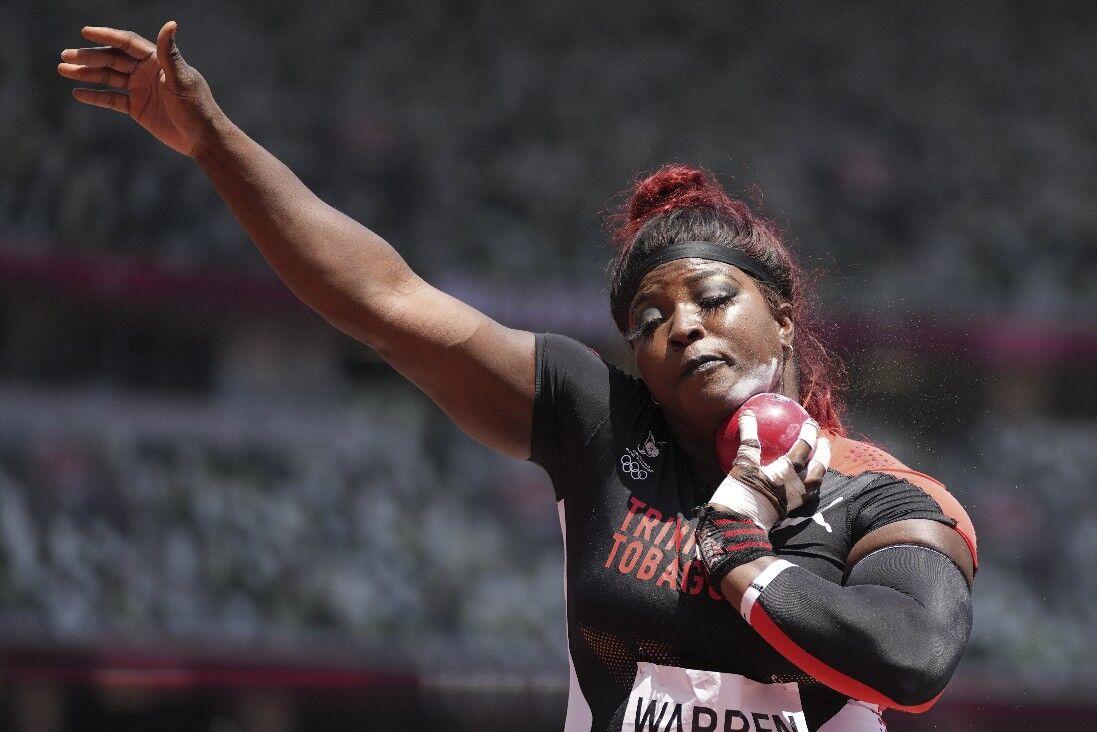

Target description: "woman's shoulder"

left=825, top=432, right=978, bottom=566
left=531, top=333, right=657, bottom=500
left=537, top=333, right=648, bottom=397
left=533, top=333, right=653, bottom=443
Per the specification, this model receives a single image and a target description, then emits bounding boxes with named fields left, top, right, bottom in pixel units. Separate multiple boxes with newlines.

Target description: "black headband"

left=621, top=241, right=783, bottom=310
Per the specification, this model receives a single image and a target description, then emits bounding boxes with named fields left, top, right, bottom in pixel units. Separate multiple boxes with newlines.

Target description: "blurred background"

left=2, top=0, right=1096, bottom=729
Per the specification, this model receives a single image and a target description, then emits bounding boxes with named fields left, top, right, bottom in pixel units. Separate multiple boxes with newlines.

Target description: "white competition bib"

left=621, top=662, right=884, bottom=731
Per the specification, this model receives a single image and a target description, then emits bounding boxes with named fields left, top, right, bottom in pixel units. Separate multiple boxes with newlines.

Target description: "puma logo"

left=774, top=497, right=844, bottom=533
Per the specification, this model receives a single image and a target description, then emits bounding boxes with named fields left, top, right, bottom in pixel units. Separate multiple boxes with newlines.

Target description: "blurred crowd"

left=963, top=420, right=1097, bottom=682
left=1, top=0, right=1095, bottom=688
left=0, top=382, right=1095, bottom=681
left=0, top=384, right=565, bottom=671
left=3, top=1, right=1096, bottom=315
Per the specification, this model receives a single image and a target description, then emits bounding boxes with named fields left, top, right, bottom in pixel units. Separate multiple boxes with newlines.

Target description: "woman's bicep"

left=346, top=276, right=537, bottom=460
left=847, top=519, right=975, bottom=587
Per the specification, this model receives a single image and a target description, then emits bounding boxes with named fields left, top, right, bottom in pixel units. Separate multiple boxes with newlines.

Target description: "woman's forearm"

left=728, top=545, right=971, bottom=711
left=193, top=117, right=417, bottom=344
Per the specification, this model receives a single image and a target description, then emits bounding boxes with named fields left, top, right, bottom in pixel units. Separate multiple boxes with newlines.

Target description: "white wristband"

left=739, top=559, right=795, bottom=622
left=708, top=474, right=780, bottom=531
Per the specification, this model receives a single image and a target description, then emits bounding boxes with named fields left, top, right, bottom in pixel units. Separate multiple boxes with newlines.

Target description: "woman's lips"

left=683, top=358, right=726, bottom=378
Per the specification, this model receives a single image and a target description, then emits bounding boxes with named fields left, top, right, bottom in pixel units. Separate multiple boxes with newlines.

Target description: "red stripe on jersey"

left=748, top=603, right=941, bottom=713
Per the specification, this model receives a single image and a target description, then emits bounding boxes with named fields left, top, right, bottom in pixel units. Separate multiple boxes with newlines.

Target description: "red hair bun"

left=612, top=165, right=740, bottom=252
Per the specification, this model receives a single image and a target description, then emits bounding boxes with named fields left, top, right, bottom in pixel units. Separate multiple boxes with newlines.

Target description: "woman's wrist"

left=708, top=473, right=780, bottom=530
left=695, top=504, right=776, bottom=592
left=719, top=555, right=780, bottom=607
left=190, top=111, right=236, bottom=164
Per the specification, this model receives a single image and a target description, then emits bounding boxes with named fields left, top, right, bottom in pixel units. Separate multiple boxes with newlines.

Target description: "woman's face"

left=627, top=258, right=794, bottom=431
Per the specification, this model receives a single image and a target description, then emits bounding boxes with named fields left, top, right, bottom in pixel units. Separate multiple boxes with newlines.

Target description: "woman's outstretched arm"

left=58, top=21, right=536, bottom=459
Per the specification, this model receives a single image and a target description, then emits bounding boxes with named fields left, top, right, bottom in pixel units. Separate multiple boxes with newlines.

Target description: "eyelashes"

left=627, top=294, right=734, bottom=343
left=624, top=321, right=658, bottom=343
left=699, top=294, right=733, bottom=311
left=623, top=322, right=652, bottom=344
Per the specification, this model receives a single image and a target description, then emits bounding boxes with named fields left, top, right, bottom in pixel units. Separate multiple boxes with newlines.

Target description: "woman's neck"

left=664, top=411, right=726, bottom=487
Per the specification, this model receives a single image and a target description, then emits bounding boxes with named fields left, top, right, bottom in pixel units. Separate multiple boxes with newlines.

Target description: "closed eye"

left=699, top=294, right=732, bottom=311
left=626, top=294, right=734, bottom=343
left=626, top=316, right=662, bottom=343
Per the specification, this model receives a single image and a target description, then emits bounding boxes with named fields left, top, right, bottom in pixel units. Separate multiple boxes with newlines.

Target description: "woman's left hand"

left=709, top=410, right=831, bottom=529
left=58, top=22, right=225, bottom=157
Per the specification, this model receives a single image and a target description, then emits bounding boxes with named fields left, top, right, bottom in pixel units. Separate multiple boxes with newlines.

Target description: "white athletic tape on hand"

left=757, top=421, right=823, bottom=513
left=709, top=474, right=780, bottom=531
left=798, top=419, right=819, bottom=449
left=739, top=411, right=760, bottom=443
left=760, top=456, right=808, bottom=513
left=760, top=456, right=796, bottom=484
left=734, top=411, right=762, bottom=465
left=806, top=435, right=831, bottom=475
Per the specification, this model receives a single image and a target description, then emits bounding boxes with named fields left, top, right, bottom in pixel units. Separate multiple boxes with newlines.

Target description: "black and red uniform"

left=530, top=334, right=977, bottom=732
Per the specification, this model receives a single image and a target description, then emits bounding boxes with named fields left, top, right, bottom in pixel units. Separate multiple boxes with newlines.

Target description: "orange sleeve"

left=828, top=434, right=978, bottom=569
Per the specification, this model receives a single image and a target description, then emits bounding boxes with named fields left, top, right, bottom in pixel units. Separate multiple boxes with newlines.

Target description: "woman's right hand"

left=58, top=21, right=224, bottom=157
left=708, top=411, right=831, bottom=529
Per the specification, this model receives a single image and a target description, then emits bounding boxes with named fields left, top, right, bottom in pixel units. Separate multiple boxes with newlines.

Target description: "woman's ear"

left=776, top=302, right=799, bottom=399
left=776, top=302, right=795, bottom=352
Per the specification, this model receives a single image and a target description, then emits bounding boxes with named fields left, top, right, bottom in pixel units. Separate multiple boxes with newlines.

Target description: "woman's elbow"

left=878, top=658, right=952, bottom=709
left=872, top=612, right=971, bottom=709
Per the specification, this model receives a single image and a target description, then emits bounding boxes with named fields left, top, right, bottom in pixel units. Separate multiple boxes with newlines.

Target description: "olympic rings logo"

left=620, top=454, right=651, bottom=480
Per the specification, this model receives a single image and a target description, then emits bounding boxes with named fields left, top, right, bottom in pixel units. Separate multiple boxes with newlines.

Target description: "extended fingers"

left=759, top=419, right=818, bottom=482
left=60, top=47, right=140, bottom=73
left=733, top=410, right=762, bottom=469
left=760, top=454, right=798, bottom=486
left=71, top=88, right=129, bottom=115
left=785, top=420, right=819, bottom=473
left=755, top=420, right=823, bottom=515
left=79, top=26, right=155, bottom=60
left=57, top=62, right=129, bottom=90
left=803, top=436, right=831, bottom=487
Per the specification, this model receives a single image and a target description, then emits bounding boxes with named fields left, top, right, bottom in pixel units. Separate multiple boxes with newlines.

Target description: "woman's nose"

left=666, top=305, right=705, bottom=347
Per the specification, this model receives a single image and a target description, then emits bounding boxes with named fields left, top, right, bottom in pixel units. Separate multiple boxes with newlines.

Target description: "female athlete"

left=58, top=21, right=976, bottom=731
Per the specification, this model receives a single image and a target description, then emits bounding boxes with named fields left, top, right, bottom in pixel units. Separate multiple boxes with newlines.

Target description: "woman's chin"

left=683, top=372, right=746, bottom=417
left=722, top=359, right=781, bottom=407
left=687, top=366, right=778, bottom=416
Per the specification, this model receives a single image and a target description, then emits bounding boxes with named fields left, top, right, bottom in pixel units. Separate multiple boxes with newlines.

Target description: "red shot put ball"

left=716, top=393, right=812, bottom=472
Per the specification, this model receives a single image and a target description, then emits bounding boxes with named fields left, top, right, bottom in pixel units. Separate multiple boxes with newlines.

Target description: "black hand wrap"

left=695, top=504, right=774, bottom=587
